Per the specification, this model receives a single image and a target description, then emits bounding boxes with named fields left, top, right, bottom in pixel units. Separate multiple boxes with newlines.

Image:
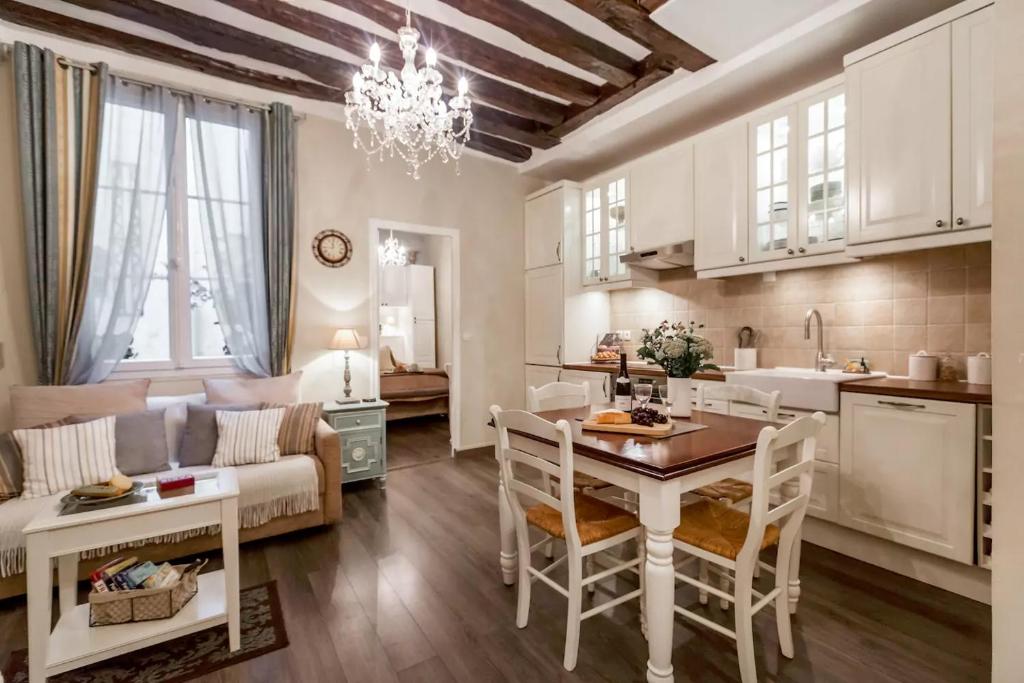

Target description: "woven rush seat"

left=550, top=473, right=614, bottom=490
left=674, top=499, right=780, bottom=560
left=526, top=494, right=639, bottom=545
left=694, top=477, right=753, bottom=504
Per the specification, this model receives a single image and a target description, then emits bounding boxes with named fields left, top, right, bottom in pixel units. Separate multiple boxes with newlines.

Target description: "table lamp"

left=329, top=328, right=364, bottom=402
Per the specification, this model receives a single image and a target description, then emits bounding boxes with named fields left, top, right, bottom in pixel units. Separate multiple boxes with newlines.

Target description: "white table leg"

left=639, top=479, right=681, bottom=683
left=57, top=553, right=79, bottom=616
left=498, top=481, right=518, bottom=585
left=221, top=497, right=241, bottom=651
left=26, top=536, right=50, bottom=683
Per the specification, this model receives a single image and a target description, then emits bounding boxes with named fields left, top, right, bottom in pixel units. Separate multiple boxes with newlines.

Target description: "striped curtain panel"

left=263, top=102, right=297, bottom=377
left=13, top=43, right=107, bottom=385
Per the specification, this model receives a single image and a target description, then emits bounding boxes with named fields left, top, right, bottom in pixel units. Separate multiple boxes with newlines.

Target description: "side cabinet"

left=839, top=393, right=976, bottom=563
left=324, top=401, right=389, bottom=487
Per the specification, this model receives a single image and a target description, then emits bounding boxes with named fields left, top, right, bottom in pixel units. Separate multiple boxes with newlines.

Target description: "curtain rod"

left=0, top=42, right=304, bottom=120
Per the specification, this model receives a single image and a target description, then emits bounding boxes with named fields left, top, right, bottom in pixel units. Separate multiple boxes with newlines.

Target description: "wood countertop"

left=839, top=377, right=992, bottom=404
left=562, top=362, right=727, bottom=382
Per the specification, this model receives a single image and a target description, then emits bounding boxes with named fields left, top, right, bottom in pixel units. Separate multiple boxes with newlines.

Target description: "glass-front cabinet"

left=582, top=175, right=630, bottom=285
left=747, top=85, right=847, bottom=263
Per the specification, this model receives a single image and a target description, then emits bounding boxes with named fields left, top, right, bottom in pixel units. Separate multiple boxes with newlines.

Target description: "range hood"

left=619, top=242, right=694, bottom=270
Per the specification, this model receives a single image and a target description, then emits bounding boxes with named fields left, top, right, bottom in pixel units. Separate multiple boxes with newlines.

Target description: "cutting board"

left=580, top=419, right=673, bottom=437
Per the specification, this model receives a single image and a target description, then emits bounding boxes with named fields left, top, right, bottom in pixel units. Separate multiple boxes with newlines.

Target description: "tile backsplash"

left=610, top=244, right=991, bottom=378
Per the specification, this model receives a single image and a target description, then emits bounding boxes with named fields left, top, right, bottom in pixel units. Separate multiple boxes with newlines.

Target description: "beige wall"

left=609, top=245, right=990, bottom=378
left=991, top=0, right=1024, bottom=679
left=0, top=61, right=540, bottom=446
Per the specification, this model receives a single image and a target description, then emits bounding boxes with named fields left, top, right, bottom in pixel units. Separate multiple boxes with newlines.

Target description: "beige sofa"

left=0, top=391, right=341, bottom=600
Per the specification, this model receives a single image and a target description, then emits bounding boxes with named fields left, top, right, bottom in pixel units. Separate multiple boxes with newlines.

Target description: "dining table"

left=495, top=405, right=801, bottom=683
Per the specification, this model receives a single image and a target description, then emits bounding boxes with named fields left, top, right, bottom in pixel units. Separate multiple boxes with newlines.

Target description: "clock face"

left=312, top=230, right=352, bottom=268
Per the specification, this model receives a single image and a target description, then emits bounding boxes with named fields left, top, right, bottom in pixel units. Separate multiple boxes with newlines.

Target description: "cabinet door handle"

left=738, top=256, right=746, bottom=263
left=798, top=247, right=806, bottom=254
left=878, top=400, right=927, bottom=410
left=556, top=344, right=562, bottom=364
left=956, top=217, right=965, bottom=226
left=935, top=219, right=945, bottom=228
left=787, top=248, right=794, bottom=255
left=555, top=241, right=561, bottom=262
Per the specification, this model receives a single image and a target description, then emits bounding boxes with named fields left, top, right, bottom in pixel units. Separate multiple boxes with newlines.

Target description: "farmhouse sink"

left=726, top=367, right=887, bottom=412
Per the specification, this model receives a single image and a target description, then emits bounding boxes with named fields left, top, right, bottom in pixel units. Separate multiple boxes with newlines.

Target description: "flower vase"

left=667, top=376, right=692, bottom=418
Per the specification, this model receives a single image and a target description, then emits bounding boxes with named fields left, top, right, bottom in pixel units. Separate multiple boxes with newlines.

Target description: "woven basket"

left=88, top=560, right=206, bottom=627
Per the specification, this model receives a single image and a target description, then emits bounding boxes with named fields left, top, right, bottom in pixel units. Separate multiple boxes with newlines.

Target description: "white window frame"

left=111, top=99, right=237, bottom=379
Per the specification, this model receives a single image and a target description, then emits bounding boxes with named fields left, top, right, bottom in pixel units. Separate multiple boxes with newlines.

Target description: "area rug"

left=3, top=581, right=287, bottom=683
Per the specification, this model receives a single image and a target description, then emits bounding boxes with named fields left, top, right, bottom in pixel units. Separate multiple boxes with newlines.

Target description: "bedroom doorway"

left=368, top=220, right=461, bottom=468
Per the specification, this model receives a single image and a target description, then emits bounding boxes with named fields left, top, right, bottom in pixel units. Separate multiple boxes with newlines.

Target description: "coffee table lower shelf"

left=45, top=570, right=227, bottom=676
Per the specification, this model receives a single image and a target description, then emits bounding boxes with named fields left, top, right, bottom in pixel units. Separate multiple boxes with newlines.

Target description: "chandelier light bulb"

left=458, top=76, right=469, bottom=96
left=425, top=47, right=437, bottom=67
left=352, top=72, right=363, bottom=89
left=369, top=42, right=381, bottom=66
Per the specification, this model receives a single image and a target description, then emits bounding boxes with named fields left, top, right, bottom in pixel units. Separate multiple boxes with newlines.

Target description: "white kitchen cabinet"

left=846, top=24, right=952, bottom=245
left=808, top=462, right=840, bottom=523
left=408, top=264, right=435, bottom=321
left=524, top=265, right=564, bottom=366
left=524, top=364, right=562, bottom=394
left=379, top=265, right=408, bottom=307
left=629, top=141, right=694, bottom=252
left=952, top=6, right=993, bottom=230
left=525, top=185, right=568, bottom=270
left=797, top=84, right=848, bottom=255
left=839, top=393, right=976, bottom=564
left=582, top=175, right=631, bottom=286
left=728, top=402, right=839, bottom=465
left=412, top=318, right=436, bottom=368
left=747, top=105, right=797, bottom=263
left=694, top=122, right=748, bottom=270
left=561, top=369, right=610, bottom=404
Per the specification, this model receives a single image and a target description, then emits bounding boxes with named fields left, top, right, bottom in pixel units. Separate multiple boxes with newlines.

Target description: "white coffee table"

left=22, top=470, right=241, bottom=683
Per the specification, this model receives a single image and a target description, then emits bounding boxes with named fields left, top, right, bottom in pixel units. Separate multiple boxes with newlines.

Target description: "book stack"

left=89, top=556, right=183, bottom=593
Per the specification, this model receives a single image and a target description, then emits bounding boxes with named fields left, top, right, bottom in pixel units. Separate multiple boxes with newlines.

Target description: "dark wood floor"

left=386, top=415, right=452, bottom=471
left=0, top=454, right=991, bottom=682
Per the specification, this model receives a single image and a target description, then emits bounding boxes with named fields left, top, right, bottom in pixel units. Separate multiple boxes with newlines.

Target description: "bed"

left=378, top=346, right=450, bottom=421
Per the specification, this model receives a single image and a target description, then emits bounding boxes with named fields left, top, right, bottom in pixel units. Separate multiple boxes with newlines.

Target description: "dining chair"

left=671, top=412, right=825, bottom=683
left=490, top=405, right=644, bottom=672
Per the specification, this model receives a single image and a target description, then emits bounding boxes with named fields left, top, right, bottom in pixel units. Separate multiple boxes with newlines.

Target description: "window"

left=120, top=102, right=235, bottom=371
left=805, top=92, right=846, bottom=246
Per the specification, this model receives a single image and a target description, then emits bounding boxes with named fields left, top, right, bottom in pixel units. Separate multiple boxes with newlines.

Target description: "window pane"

left=756, top=123, right=770, bottom=154
left=827, top=130, right=845, bottom=169
left=772, top=221, right=788, bottom=249
left=808, top=102, right=825, bottom=136
left=756, top=153, right=771, bottom=189
left=808, top=135, right=824, bottom=175
left=772, top=117, right=788, bottom=149
left=757, top=189, right=771, bottom=224
left=808, top=211, right=825, bottom=245
left=187, top=200, right=230, bottom=358
left=827, top=207, right=846, bottom=240
left=757, top=223, right=771, bottom=251
left=809, top=174, right=825, bottom=207
left=124, top=229, right=170, bottom=362
left=828, top=94, right=845, bottom=129
left=826, top=170, right=845, bottom=209
left=772, top=150, right=787, bottom=185
left=186, top=119, right=251, bottom=202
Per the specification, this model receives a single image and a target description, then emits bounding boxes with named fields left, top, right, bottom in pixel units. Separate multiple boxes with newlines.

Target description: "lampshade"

left=329, top=328, right=363, bottom=351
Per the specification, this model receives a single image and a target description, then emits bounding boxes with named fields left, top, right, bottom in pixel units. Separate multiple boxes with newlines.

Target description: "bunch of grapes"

left=631, top=406, right=668, bottom=427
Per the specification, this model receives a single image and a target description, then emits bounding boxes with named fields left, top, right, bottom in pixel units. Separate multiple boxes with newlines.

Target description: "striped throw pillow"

left=212, top=408, right=285, bottom=467
left=14, top=416, right=119, bottom=499
left=0, top=419, right=72, bottom=500
left=265, top=402, right=323, bottom=455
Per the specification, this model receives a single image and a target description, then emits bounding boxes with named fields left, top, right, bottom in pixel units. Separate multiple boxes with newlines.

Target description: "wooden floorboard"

left=0, top=453, right=991, bottom=681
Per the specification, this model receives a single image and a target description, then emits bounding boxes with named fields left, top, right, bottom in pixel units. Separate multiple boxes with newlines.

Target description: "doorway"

left=368, top=219, right=461, bottom=468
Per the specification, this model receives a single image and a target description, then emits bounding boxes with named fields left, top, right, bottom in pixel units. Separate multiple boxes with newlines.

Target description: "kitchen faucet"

left=804, top=308, right=835, bottom=372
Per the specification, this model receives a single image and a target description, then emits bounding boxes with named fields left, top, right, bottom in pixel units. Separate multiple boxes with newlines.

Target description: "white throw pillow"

left=212, top=408, right=285, bottom=467
left=15, top=416, right=120, bottom=499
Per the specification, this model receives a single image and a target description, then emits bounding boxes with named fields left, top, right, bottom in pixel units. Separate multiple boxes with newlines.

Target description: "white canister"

left=666, top=376, right=692, bottom=418
left=967, top=353, right=992, bottom=385
left=908, top=351, right=939, bottom=381
left=734, top=348, right=758, bottom=371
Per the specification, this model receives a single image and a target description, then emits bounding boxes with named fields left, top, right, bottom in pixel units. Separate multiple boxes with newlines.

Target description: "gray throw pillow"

left=68, top=410, right=171, bottom=477
left=179, top=403, right=259, bottom=467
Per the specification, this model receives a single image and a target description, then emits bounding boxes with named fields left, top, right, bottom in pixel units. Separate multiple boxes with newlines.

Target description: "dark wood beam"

left=218, top=0, right=568, bottom=126
left=0, top=1, right=536, bottom=162
left=470, top=107, right=560, bottom=149
left=551, top=55, right=674, bottom=137
left=638, top=0, right=671, bottom=11
left=311, top=0, right=600, bottom=107
left=562, top=0, right=715, bottom=71
left=60, top=0, right=352, bottom=88
left=466, top=131, right=532, bottom=163
left=0, top=1, right=351, bottom=101
left=434, top=0, right=639, bottom=88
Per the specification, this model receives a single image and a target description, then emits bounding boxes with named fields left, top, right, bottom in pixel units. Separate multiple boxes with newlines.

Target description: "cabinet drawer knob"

left=798, top=247, right=806, bottom=254
left=786, top=248, right=794, bottom=255
left=935, top=219, right=945, bottom=228
left=956, top=217, right=965, bottom=226
left=738, top=256, right=746, bottom=263
left=355, top=419, right=361, bottom=425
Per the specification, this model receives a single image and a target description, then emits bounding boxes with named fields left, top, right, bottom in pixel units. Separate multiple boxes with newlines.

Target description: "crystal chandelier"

left=378, top=231, right=408, bottom=266
left=344, top=5, right=473, bottom=179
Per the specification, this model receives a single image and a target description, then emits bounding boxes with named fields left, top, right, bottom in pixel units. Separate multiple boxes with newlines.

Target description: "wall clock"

left=312, top=229, right=352, bottom=268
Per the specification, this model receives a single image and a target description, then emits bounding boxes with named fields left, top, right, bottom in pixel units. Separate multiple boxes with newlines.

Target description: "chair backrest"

left=490, top=405, right=582, bottom=549
left=738, top=412, right=826, bottom=565
left=526, top=381, right=591, bottom=413
left=696, top=383, right=781, bottom=421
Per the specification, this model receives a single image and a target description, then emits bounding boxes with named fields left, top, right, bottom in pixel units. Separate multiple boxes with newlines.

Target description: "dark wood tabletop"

left=513, top=405, right=772, bottom=481
left=562, top=362, right=728, bottom=382
left=840, top=376, right=992, bottom=404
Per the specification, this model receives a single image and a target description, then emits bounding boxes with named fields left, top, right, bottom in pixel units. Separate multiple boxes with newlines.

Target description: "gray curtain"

left=263, top=102, right=296, bottom=377
left=188, top=97, right=272, bottom=376
left=68, top=77, right=179, bottom=384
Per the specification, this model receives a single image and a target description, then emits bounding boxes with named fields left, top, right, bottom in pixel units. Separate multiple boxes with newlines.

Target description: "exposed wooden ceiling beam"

left=551, top=54, right=674, bottom=137
left=317, top=0, right=600, bottom=107
left=562, top=0, right=715, bottom=72
left=638, top=1, right=671, bottom=15
left=471, top=107, right=560, bottom=149
left=60, top=0, right=352, bottom=88
left=434, top=0, right=639, bottom=88
left=466, top=130, right=532, bottom=163
left=217, top=0, right=568, bottom=126
left=0, top=1, right=536, bottom=162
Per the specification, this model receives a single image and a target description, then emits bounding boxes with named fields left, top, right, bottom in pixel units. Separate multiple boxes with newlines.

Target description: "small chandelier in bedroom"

left=378, top=231, right=408, bottom=266
left=343, top=4, right=473, bottom=180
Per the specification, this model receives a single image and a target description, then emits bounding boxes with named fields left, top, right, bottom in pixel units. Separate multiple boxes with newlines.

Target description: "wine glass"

left=656, top=384, right=672, bottom=416
left=634, top=384, right=653, bottom=411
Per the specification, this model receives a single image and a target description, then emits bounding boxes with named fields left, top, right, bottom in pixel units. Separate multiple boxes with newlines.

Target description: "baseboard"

left=803, top=517, right=992, bottom=604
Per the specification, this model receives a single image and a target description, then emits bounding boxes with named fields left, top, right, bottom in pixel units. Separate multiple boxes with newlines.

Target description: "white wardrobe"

left=380, top=263, right=436, bottom=368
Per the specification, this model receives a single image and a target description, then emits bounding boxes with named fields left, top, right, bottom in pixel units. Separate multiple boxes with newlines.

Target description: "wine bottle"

left=614, top=352, right=632, bottom=411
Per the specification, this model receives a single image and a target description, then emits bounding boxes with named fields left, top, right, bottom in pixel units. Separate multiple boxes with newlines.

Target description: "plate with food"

left=581, top=408, right=673, bottom=436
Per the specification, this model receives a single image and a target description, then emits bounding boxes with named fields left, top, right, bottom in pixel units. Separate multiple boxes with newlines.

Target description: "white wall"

left=0, top=35, right=543, bottom=449
left=991, top=0, right=1024, bottom=679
